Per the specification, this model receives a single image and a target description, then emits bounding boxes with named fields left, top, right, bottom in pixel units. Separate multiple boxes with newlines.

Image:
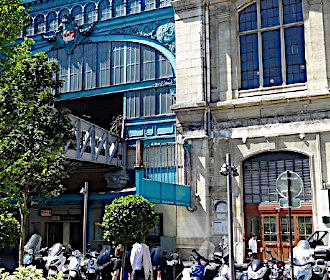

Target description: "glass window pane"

left=144, top=0, right=156, bottom=11
left=72, top=6, right=83, bottom=26
left=84, top=43, right=97, bottom=90
left=85, top=3, right=97, bottom=24
left=142, top=46, right=156, bottom=81
left=46, top=12, right=57, bottom=32
left=126, top=43, right=140, bottom=83
left=99, top=0, right=111, bottom=20
left=240, top=34, right=260, bottom=89
left=239, top=3, right=257, bottom=32
left=98, top=42, right=111, bottom=87
left=262, top=30, right=282, bottom=86
left=113, top=0, right=126, bottom=17
left=261, top=0, right=279, bottom=28
left=285, top=26, right=306, bottom=84
left=70, top=45, right=83, bottom=92
left=111, top=42, right=125, bottom=85
left=128, top=0, right=141, bottom=14
left=283, top=0, right=303, bottom=24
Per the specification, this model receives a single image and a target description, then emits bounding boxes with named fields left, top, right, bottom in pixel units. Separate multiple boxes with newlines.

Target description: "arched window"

left=127, top=0, right=140, bottom=14
left=143, top=0, right=155, bottom=11
left=46, top=12, right=58, bottom=32
left=112, top=0, right=126, bottom=17
left=34, top=14, right=45, bottom=34
left=59, top=9, right=69, bottom=25
left=243, top=151, right=312, bottom=204
left=85, top=3, right=97, bottom=24
left=25, top=18, right=34, bottom=36
left=238, top=0, right=306, bottom=90
left=159, top=0, right=171, bottom=8
left=71, top=6, right=83, bottom=26
left=99, top=0, right=111, bottom=20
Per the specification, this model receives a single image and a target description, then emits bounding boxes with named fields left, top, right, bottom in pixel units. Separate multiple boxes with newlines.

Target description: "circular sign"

left=276, top=171, right=303, bottom=198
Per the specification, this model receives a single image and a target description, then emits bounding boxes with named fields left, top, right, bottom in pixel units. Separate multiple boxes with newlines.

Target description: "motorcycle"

left=44, top=243, right=67, bottom=277
left=264, top=250, right=285, bottom=280
left=293, top=240, right=315, bottom=280
left=96, top=246, right=116, bottom=280
left=81, top=249, right=99, bottom=280
left=64, top=250, right=83, bottom=280
left=189, top=249, right=222, bottom=280
left=165, top=253, right=185, bottom=280
left=23, top=234, right=48, bottom=275
left=23, top=234, right=42, bottom=266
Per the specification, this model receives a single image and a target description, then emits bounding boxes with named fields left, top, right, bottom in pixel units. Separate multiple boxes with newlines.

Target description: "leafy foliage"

left=0, top=40, right=74, bottom=206
left=0, top=211, right=20, bottom=247
left=0, top=0, right=29, bottom=48
left=0, top=266, right=63, bottom=280
left=0, top=40, right=74, bottom=263
left=102, top=195, right=158, bottom=244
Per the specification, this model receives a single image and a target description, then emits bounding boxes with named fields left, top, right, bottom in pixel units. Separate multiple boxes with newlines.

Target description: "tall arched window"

left=34, top=14, right=45, bottom=34
left=238, top=0, right=306, bottom=90
left=71, top=6, right=83, bottom=26
left=46, top=12, right=58, bottom=32
left=59, top=9, right=69, bottom=25
left=99, top=0, right=111, bottom=20
left=85, top=3, right=97, bottom=24
left=113, top=0, right=126, bottom=17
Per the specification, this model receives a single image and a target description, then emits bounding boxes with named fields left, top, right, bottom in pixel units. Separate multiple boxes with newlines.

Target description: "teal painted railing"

left=135, top=168, right=191, bottom=206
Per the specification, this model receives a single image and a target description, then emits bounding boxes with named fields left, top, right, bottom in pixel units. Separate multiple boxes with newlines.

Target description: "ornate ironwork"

left=64, top=115, right=123, bottom=167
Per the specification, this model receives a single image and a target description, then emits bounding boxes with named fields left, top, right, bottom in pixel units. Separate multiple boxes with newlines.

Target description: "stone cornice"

left=172, top=0, right=203, bottom=12
left=209, top=89, right=330, bottom=110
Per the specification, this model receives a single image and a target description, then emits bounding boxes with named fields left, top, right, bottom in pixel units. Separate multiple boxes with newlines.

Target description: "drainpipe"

left=204, top=0, right=212, bottom=137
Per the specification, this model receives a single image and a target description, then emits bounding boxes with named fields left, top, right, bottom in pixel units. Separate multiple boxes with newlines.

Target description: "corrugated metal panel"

left=243, top=153, right=312, bottom=204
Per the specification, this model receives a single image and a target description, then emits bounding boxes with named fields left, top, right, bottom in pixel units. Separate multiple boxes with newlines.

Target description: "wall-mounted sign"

left=40, top=209, right=52, bottom=217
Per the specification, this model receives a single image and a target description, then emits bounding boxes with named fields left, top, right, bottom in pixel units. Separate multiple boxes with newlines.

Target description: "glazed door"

left=260, top=211, right=313, bottom=260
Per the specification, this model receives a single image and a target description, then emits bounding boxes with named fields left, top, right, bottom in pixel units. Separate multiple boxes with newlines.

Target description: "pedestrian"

left=130, top=242, right=153, bottom=280
left=113, top=244, right=132, bottom=280
left=248, top=234, right=258, bottom=259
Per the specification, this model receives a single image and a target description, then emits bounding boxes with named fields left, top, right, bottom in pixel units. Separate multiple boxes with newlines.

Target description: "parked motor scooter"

left=81, top=248, right=99, bottom=280
left=96, top=246, right=116, bottom=280
left=264, top=250, right=286, bottom=280
left=23, top=234, right=42, bottom=266
left=44, top=243, right=67, bottom=277
left=165, top=253, right=185, bottom=280
left=189, top=249, right=222, bottom=280
left=64, top=250, right=83, bottom=280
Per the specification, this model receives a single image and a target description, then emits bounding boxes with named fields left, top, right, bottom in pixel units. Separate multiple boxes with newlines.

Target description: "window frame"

left=237, top=0, right=306, bottom=92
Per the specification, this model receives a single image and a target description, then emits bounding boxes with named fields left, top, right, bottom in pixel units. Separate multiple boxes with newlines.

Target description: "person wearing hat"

left=248, top=234, right=258, bottom=259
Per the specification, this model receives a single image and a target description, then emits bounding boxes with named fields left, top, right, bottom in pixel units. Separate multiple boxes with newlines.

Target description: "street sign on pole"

left=276, top=170, right=304, bottom=280
left=276, top=171, right=303, bottom=198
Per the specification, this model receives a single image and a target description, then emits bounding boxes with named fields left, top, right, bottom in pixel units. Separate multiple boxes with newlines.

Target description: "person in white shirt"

left=130, top=243, right=153, bottom=280
left=248, top=234, right=258, bottom=259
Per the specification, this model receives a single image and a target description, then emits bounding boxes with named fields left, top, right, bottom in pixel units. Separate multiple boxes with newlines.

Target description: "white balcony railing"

left=64, top=115, right=123, bottom=167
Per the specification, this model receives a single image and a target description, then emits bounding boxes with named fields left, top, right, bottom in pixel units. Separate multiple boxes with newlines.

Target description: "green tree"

left=102, top=195, right=158, bottom=280
left=0, top=211, right=20, bottom=247
left=0, top=40, right=74, bottom=264
left=0, top=0, right=29, bottom=49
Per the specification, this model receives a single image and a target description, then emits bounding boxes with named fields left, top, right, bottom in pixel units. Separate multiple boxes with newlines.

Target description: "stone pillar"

left=172, top=0, right=206, bottom=106
left=305, top=0, right=328, bottom=91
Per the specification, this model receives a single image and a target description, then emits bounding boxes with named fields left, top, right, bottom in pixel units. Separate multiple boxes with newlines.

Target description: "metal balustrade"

left=64, top=115, right=123, bottom=167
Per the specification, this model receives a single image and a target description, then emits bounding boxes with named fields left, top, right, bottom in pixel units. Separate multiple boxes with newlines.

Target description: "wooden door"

left=258, top=204, right=313, bottom=261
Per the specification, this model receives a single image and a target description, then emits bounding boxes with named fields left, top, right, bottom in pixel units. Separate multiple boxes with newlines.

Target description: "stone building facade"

left=172, top=0, right=330, bottom=261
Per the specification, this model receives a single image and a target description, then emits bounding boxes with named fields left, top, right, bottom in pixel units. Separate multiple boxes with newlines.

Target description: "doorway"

left=46, top=222, right=63, bottom=246
left=243, top=151, right=313, bottom=261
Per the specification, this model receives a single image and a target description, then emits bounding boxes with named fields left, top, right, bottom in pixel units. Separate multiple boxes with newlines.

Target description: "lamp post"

left=220, top=153, right=239, bottom=280
left=80, top=181, right=88, bottom=256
